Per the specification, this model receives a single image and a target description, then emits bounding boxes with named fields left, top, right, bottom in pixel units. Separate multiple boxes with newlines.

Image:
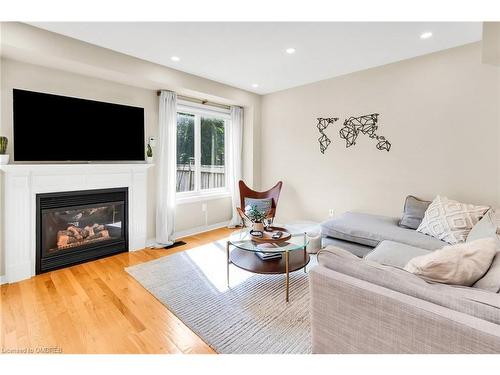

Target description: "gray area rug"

left=125, top=239, right=316, bottom=354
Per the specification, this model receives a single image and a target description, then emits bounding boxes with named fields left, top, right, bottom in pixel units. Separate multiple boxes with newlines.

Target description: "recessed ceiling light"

left=251, top=83, right=259, bottom=88
left=171, top=56, right=180, bottom=62
left=285, top=47, right=296, bottom=54
left=420, top=32, right=433, bottom=40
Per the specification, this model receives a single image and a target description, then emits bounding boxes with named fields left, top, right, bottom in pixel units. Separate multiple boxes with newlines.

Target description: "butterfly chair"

left=236, top=180, right=283, bottom=227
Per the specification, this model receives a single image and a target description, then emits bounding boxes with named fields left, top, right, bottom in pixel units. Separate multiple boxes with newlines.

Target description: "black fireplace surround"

left=36, top=188, right=128, bottom=274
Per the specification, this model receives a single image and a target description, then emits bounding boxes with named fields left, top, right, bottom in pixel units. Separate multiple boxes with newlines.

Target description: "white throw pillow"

left=416, top=195, right=489, bottom=244
left=404, top=238, right=497, bottom=286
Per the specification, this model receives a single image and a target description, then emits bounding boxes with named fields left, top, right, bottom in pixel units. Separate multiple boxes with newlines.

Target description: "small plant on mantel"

left=146, top=142, right=153, bottom=164
left=0, top=136, right=9, bottom=165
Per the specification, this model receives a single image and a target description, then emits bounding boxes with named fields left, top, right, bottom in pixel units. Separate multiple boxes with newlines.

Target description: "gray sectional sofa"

left=311, top=211, right=500, bottom=353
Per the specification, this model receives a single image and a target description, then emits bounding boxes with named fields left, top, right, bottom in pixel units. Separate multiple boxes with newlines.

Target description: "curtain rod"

left=156, top=90, right=231, bottom=110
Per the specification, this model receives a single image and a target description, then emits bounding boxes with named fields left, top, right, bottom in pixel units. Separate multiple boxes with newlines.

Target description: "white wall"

left=0, top=22, right=262, bottom=278
left=261, top=42, right=500, bottom=223
left=484, top=23, right=500, bottom=202
left=482, top=22, right=500, bottom=66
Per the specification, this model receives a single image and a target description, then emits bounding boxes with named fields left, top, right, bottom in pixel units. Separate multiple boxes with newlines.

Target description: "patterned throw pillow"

left=416, top=196, right=489, bottom=244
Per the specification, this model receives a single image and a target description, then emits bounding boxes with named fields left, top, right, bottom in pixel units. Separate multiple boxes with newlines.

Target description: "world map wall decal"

left=316, top=113, right=391, bottom=154
left=316, top=117, right=339, bottom=154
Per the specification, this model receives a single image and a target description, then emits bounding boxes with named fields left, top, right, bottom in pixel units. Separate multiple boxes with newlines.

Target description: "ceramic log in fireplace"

left=36, top=188, right=128, bottom=274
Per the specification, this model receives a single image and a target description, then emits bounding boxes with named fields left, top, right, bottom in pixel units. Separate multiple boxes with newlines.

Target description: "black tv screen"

left=13, top=89, right=145, bottom=162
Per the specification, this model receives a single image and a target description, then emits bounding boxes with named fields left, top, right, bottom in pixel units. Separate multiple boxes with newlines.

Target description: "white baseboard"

left=146, top=220, right=230, bottom=247
left=174, top=221, right=229, bottom=239
left=0, top=275, right=7, bottom=285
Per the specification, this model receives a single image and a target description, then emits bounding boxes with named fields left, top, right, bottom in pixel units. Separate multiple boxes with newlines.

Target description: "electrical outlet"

left=202, top=203, right=207, bottom=212
left=328, top=209, right=335, bottom=217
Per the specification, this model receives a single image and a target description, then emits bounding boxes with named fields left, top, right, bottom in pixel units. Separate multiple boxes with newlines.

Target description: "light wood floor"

left=0, top=227, right=235, bottom=354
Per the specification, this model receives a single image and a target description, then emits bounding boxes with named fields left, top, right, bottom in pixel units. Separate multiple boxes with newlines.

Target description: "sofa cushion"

left=318, top=246, right=500, bottom=324
left=364, top=240, right=432, bottom=268
left=474, top=253, right=500, bottom=293
left=321, top=236, right=373, bottom=257
left=398, top=195, right=431, bottom=230
left=404, top=238, right=497, bottom=286
left=321, top=212, right=446, bottom=250
left=416, top=195, right=489, bottom=245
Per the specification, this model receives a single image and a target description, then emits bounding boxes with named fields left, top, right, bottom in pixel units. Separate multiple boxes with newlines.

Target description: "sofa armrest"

left=310, top=265, right=500, bottom=353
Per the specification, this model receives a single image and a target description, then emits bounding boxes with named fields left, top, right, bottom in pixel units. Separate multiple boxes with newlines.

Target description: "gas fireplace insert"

left=36, top=188, right=128, bottom=273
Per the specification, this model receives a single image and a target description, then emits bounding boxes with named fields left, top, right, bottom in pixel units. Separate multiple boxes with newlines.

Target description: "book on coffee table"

left=255, top=243, right=282, bottom=260
left=256, top=251, right=282, bottom=260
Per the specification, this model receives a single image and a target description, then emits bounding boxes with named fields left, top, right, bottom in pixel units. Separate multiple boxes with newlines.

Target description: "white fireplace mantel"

left=0, top=163, right=153, bottom=283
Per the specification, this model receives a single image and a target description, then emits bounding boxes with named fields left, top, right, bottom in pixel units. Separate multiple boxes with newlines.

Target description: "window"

left=200, top=115, right=226, bottom=190
left=176, top=113, right=195, bottom=192
left=176, top=102, right=230, bottom=200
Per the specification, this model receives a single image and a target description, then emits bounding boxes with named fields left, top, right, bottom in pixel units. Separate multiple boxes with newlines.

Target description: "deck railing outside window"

left=176, top=164, right=225, bottom=192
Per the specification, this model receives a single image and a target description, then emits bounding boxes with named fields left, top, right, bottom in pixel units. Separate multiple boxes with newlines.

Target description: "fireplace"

left=36, top=188, right=128, bottom=274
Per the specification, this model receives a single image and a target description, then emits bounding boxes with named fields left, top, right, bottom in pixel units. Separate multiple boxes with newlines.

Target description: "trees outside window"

left=176, top=110, right=228, bottom=195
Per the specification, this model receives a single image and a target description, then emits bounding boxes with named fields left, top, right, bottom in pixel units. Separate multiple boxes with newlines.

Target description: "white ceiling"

left=30, top=22, right=482, bottom=94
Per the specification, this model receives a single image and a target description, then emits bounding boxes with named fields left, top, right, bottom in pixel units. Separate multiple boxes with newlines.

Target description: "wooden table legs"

left=303, top=232, right=307, bottom=273
left=285, top=250, right=289, bottom=302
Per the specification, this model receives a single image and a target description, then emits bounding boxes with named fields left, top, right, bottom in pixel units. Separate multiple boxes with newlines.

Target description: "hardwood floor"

left=0, top=227, right=235, bottom=354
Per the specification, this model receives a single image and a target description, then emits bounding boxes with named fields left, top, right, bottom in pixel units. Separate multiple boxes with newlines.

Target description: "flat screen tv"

left=13, top=89, right=145, bottom=162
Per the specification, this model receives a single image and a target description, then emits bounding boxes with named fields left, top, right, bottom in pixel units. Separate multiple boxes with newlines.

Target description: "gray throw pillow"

left=466, top=209, right=500, bottom=245
left=468, top=209, right=500, bottom=293
left=244, top=198, right=272, bottom=215
left=398, top=195, right=431, bottom=230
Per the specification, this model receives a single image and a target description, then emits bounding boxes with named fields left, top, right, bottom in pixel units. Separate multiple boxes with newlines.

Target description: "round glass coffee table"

left=226, top=229, right=310, bottom=302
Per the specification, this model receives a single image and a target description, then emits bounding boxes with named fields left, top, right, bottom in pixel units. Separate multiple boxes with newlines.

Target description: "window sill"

left=176, top=191, right=231, bottom=205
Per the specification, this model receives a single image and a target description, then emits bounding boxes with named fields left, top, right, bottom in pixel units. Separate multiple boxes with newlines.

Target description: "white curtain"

left=155, top=90, right=177, bottom=246
left=228, top=106, right=244, bottom=228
